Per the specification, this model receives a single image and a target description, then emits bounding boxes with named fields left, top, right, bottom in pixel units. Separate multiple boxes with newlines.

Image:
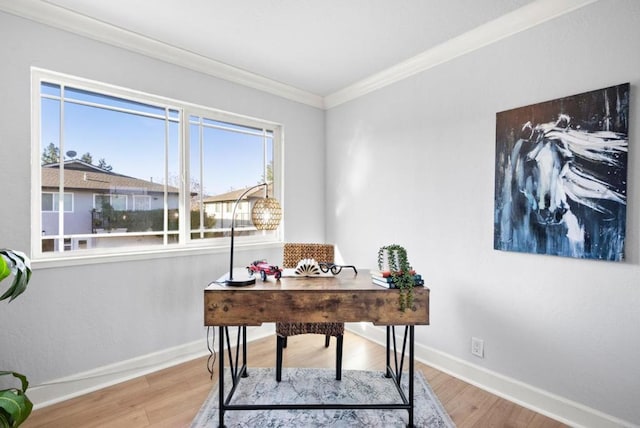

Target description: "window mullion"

left=179, top=110, right=190, bottom=245
left=57, top=85, right=65, bottom=253
left=198, top=117, right=205, bottom=240
left=163, top=107, right=170, bottom=246
left=262, top=129, right=268, bottom=183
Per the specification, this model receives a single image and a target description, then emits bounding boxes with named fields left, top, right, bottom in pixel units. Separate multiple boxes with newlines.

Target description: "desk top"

left=204, top=270, right=429, bottom=326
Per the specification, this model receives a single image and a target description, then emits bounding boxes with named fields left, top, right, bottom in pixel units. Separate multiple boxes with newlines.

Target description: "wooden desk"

left=204, top=270, right=429, bottom=427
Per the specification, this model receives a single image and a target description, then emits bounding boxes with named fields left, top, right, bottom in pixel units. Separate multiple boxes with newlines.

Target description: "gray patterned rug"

left=191, top=367, right=456, bottom=427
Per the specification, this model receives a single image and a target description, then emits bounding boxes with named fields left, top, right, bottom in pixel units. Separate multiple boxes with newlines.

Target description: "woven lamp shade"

left=251, top=197, right=282, bottom=230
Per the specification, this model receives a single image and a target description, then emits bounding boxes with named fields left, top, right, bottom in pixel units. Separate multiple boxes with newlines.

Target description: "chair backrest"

left=283, top=243, right=334, bottom=268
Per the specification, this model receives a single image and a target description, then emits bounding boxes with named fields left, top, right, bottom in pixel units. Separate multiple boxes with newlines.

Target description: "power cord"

left=206, top=326, right=216, bottom=379
left=205, top=279, right=228, bottom=379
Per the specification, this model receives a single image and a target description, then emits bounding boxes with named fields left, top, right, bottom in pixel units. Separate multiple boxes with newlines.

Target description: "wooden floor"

left=24, top=331, right=567, bottom=427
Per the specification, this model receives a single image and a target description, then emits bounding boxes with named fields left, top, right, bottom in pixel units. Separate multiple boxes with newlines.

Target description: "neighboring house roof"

left=42, top=160, right=178, bottom=194
left=44, top=159, right=116, bottom=174
left=203, top=183, right=274, bottom=203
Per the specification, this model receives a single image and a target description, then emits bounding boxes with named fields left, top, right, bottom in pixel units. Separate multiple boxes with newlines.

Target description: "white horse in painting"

left=499, top=114, right=627, bottom=259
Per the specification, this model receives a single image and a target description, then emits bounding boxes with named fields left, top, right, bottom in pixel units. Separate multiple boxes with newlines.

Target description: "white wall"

left=3, top=2, right=640, bottom=426
left=326, top=0, right=639, bottom=425
left=0, top=10, right=325, bottom=399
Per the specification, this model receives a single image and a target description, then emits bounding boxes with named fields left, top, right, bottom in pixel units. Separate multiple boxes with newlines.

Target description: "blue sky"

left=41, top=84, right=272, bottom=196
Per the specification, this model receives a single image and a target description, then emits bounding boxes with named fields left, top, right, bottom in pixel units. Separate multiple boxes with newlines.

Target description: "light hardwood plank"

left=24, top=332, right=567, bottom=427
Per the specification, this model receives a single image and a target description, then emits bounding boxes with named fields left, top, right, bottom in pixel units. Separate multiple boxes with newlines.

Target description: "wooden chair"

left=275, top=243, right=344, bottom=382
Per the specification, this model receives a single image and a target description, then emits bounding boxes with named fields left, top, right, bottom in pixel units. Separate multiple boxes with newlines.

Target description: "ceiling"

left=2, top=0, right=596, bottom=107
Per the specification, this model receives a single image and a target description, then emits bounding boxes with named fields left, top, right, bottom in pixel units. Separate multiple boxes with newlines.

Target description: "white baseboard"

left=28, top=324, right=275, bottom=409
left=346, top=323, right=637, bottom=428
left=29, top=323, right=636, bottom=428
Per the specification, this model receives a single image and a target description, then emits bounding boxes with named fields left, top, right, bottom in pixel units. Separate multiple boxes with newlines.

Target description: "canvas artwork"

left=494, top=83, right=629, bottom=261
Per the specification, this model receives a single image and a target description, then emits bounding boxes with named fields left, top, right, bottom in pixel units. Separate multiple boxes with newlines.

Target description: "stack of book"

left=371, top=270, right=424, bottom=288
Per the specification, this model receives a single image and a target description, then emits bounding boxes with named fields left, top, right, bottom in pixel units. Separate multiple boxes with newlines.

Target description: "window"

left=94, top=194, right=128, bottom=211
left=189, top=116, right=275, bottom=239
left=133, top=195, right=151, bottom=211
left=42, top=192, right=73, bottom=212
left=32, top=69, right=282, bottom=259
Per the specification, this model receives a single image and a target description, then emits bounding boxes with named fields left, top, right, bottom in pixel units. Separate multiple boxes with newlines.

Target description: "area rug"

left=191, top=367, right=455, bottom=427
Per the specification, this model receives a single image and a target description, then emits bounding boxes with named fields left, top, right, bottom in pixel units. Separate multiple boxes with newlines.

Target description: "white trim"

left=0, top=0, right=323, bottom=108
left=41, top=191, right=74, bottom=213
left=30, top=240, right=283, bottom=270
left=2, top=0, right=597, bottom=110
left=27, top=322, right=637, bottom=426
left=31, top=67, right=284, bottom=263
left=28, top=324, right=275, bottom=409
left=346, top=324, right=638, bottom=428
left=132, top=194, right=151, bottom=211
left=325, top=0, right=599, bottom=108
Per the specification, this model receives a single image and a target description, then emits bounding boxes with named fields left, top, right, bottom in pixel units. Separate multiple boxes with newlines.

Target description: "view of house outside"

left=36, top=72, right=278, bottom=256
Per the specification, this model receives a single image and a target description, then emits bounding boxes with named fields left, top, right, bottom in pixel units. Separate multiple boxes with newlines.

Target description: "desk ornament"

left=294, top=258, right=321, bottom=276
left=377, top=244, right=421, bottom=311
left=319, top=262, right=358, bottom=275
left=247, top=260, right=282, bottom=281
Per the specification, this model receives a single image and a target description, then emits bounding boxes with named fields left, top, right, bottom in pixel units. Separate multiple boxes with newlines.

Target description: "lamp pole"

left=227, top=182, right=268, bottom=284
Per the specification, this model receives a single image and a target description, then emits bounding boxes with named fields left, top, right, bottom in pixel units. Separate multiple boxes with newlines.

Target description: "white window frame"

left=31, top=68, right=283, bottom=264
left=133, top=195, right=151, bottom=211
left=42, top=192, right=74, bottom=213
left=93, top=194, right=128, bottom=211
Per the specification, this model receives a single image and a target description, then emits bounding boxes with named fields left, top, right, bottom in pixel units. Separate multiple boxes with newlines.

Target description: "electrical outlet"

left=471, top=337, right=484, bottom=358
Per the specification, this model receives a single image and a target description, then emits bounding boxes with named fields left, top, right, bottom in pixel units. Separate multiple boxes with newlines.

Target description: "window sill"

left=31, top=241, right=283, bottom=270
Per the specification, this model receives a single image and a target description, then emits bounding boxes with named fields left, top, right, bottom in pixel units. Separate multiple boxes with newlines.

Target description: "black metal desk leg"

left=385, top=325, right=391, bottom=378
left=218, top=326, right=225, bottom=428
left=242, top=326, right=248, bottom=378
left=408, top=325, right=415, bottom=428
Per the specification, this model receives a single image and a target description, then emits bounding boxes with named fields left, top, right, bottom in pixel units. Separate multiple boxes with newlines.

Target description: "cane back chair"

left=275, top=243, right=344, bottom=382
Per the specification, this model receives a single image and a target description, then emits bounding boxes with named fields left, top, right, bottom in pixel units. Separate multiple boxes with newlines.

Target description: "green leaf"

left=0, top=250, right=31, bottom=303
left=0, top=251, right=33, bottom=427
left=0, top=411, right=11, bottom=428
left=0, top=280, right=17, bottom=302
left=377, top=244, right=414, bottom=311
left=0, top=389, right=33, bottom=427
left=0, top=257, right=10, bottom=282
left=0, top=372, right=28, bottom=394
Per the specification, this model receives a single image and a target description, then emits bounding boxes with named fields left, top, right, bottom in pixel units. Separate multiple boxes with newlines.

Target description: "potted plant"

left=0, top=249, right=33, bottom=428
left=377, top=244, right=415, bottom=311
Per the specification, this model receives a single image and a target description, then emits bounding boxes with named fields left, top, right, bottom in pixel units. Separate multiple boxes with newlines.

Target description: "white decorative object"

left=294, top=258, right=321, bottom=276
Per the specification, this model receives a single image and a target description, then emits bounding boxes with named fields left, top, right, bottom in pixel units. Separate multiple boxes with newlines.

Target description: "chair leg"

left=276, top=336, right=284, bottom=382
left=324, top=334, right=330, bottom=347
left=336, top=335, right=343, bottom=381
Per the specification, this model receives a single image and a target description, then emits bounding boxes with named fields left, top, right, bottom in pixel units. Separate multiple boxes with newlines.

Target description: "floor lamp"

left=226, top=182, right=282, bottom=286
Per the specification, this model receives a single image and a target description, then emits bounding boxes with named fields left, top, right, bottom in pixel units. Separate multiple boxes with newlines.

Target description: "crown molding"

left=0, top=0, right=325, bottom=109
left=324, top=0, right=599, bottom=109
left=1, top=0, right=598, bottom=111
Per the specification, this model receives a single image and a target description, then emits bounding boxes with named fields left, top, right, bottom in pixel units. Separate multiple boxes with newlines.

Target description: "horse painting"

left=494, top=84, right=629, bottom=261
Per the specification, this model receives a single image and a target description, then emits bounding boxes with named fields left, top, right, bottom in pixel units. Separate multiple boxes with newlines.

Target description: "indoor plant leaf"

left=0, top=387, right=33, bottom=428
left=0, top=250, right=33, bottom=427
left=0, top=256, right=10, bottom=282
left=377, top=244, right=415, bottom=311
left=0, top=371, right=32, bottom=427
left=0, top=250, right=31, bottom=302
left=1, top=410, right=11, bottom=428
left=0, top=372, right=29, bottom=394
